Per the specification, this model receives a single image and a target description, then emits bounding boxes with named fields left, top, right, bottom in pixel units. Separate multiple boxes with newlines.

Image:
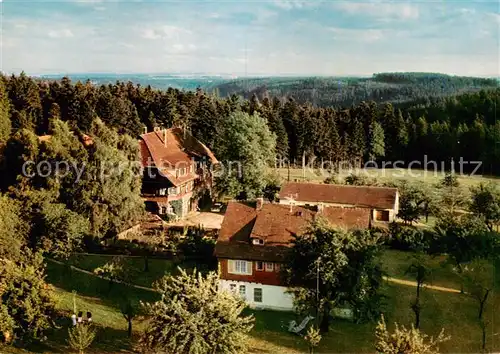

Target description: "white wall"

left=219, top=280, right=294, bottom=311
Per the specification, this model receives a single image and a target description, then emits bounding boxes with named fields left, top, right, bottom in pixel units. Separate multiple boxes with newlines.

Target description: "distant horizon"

left=7, top=71, right=500, bottom=80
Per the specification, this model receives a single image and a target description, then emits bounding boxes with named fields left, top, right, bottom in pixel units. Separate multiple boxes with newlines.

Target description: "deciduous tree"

left=375, top=315, right=449, bottom=354
left=140, top=268, right=254, bottom=354
left=469, top=183, right=500, bottom=231
left=214, top=111, right=276, bottom=200
left=284, top=219, right=383, bottom=332
left=0, top=253, right=55, bottom=344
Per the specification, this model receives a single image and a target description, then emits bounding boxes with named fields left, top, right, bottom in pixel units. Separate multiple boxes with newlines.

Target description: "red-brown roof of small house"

left=279, top=182, right=398, bottom=210
left=214, top=201, right=371, bottom=262
left=139, top=127, right=217, bottom=186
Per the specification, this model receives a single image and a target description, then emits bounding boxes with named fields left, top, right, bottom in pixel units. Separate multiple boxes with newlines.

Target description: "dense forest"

left=207, top=72, right=498, bottom=107
left=1, top=72, right=499, bottom=176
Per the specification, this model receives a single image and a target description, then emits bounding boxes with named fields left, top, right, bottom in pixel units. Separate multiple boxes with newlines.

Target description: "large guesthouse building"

left=138, top=127, right=218, bottom=219
left=214, top=200, right=371, bottom=311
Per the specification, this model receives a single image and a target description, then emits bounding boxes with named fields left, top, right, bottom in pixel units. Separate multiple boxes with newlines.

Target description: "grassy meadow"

left=4, top=250, right=499, bottom=353
left=271, top=167, right=500, bottom=188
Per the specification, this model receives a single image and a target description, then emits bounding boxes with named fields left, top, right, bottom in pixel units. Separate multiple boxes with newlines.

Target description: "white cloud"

left=47, top=29, right=74, bottom=38
left=329, top=27, right=385, bottom=42
left=162, top=25, right=191, bottom=39
left=141, top=29, right=160, bottom=39
left=487, top=12, right=500, bottom=24
left=272, top=0, right=319, bottom=10
left=170, top=43, right=197, bottom=54
left=334, top=1, right=419, bottom=20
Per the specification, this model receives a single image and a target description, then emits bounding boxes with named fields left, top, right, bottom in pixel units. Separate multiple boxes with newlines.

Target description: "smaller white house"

left=214, top=200, right=372, bottom=312
left=219, top=279, right=294, bottom=311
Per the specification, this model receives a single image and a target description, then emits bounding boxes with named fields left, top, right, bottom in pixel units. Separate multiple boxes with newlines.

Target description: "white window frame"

left=239, top=285, right=246, bottom=299
left=254, top=288, right=263, bottom=303
left=228, top=260, right=252, bottom=275
left=168, top=187, right=179, bottom=196
left=265, top=262, right=274, bottom=272
left=158, top=188, right=167, bottom=196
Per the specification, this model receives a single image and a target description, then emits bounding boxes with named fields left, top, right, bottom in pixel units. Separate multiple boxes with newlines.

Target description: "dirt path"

left=384, top=276, right=461, bottom=293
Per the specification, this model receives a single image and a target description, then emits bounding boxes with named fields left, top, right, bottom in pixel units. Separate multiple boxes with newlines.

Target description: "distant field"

left=271, top=167, right=499, bottom=188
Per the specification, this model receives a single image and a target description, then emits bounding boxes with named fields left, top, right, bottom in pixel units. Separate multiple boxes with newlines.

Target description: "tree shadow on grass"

left=245, top=309, right=308, bottom=353
left=45, top=261, right=159, bottom=307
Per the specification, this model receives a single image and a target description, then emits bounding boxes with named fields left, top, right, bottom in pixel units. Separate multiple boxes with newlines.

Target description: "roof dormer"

left=251, top=237, right=264, bottom=246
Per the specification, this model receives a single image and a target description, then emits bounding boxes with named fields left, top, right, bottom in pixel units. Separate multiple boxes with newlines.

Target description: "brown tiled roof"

left=139, top=128, right=217, bottom=186
left=279, top=182, right=397, bottom=210
left=215, top=202, right=371, bottom=262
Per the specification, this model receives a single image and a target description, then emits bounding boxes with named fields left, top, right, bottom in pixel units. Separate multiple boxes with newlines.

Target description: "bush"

left=344, top=173, right=378, bottom=186
left=388, top=223, right=428, bottom=251
left=180, top=226, right=216, bottom=267
left=324, top=175, right=340, bottom=184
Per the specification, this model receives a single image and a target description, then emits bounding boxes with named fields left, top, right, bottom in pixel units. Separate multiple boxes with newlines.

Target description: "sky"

left=1, top=0, right=499, bottom=76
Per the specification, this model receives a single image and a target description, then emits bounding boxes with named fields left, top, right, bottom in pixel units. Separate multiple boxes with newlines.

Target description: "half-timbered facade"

left=139, top=127, right=218, bottom=219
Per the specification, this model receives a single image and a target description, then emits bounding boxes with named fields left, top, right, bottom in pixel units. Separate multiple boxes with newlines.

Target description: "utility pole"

left=316, top=257, right=321, bottom=329
left=285, top=193, right=298, bottom=213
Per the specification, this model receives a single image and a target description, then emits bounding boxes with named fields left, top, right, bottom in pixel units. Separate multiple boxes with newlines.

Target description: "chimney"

left=143, top=126, right=148, bottom=134
left=317, top=203, right=324, bottom=213
left=163, top=129, right=167, bottom=147
left=256, top=197, right=264, bottom=210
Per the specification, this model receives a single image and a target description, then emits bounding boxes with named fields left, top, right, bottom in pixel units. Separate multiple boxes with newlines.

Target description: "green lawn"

left=272, top=167, right=500, bottom=188
left=5, top=251, right=500, bottom=353
left=380, top=249, right=464, bottom=290
left=67, top=254, right=176, bottom=288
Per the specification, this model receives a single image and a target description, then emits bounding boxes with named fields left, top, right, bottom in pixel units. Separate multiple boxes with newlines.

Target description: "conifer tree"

left=0, top=79, right=11, bottom=146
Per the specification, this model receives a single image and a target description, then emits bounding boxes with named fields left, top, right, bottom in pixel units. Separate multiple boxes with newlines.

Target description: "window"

left=239, top=285, right=246, bottom=299
left=229, top=284, right=236, bottom=292
left=256, top=261, right=264, bottom=271
left=375, top=210, right=390, bottom=222
left=265, top=262, right=274, bottom=272
left=254, top=288, right=263, bottom=303
left=158, top=188, right=167, bottom=196
left=160, top=206, right=167, bottom=214
left=228, top=260, right=252, bottom=275
left=252, top=238, right=264, bottom=245
left=274, top=263, right=280, bottom=272
left=168, top=187, right=179, bottom=196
